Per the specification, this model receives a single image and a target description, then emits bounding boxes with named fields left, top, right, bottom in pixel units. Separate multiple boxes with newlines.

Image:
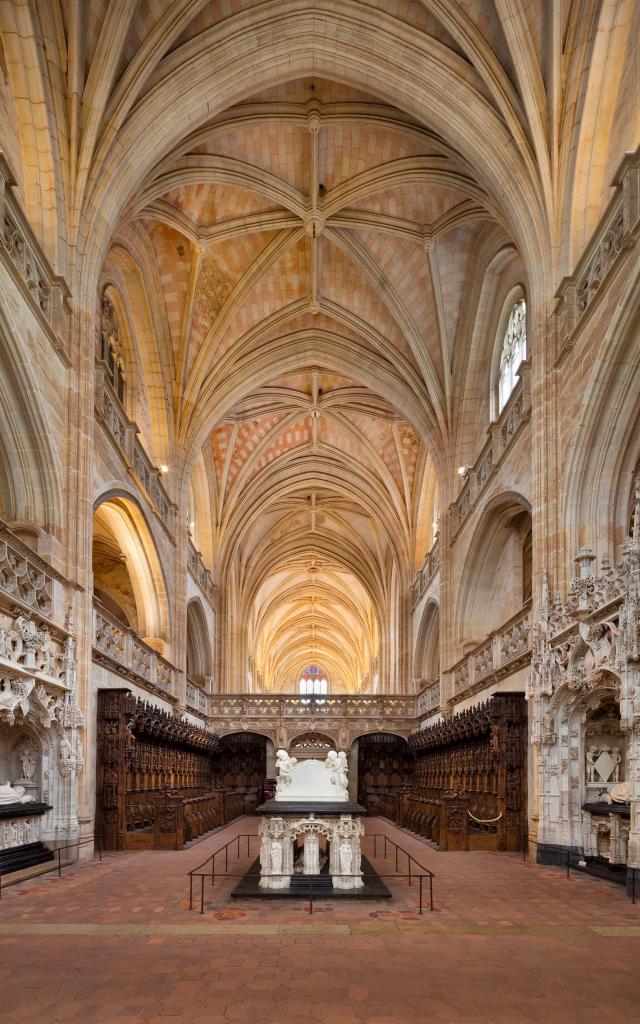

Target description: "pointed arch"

left=186, top=597, right=212, bottom=680
left=92, top=492, right=170, bottom=649
left=0, top=306, right=63, bottom=534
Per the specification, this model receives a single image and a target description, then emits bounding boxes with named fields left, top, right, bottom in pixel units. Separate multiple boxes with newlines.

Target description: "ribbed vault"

left=41, top=0, right=618, bottom=691
left=100, top=71, right=505, bottom=692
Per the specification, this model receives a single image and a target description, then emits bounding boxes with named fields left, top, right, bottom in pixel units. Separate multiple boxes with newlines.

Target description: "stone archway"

left=289, top=731, right=335, bottom=760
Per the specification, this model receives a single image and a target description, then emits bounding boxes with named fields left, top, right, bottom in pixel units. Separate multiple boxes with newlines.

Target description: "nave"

left=0, top=0, right=639, bottom=1020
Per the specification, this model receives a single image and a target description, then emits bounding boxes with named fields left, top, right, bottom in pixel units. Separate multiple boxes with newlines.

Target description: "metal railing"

left=188, top=833, right=260, bottom=911
left=0, top=835, right=102, bottom=897
left=186, top=830, right=435, bottom=915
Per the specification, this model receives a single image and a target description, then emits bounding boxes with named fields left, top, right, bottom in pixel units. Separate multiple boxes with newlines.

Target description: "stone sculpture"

left=608, top=781, right=632, bottom=804
left=339, top=840, right=353, bottom=875
left=274, top=749, right=297, bottom=796
left=270, top=839, right=283, bottom=875
left=324, top=749, right=349, bottom=801
left=19, top=746, right=37, bottom=782
left=586, top=746, right=598, bottom=783
left=0, top=781, right=34, bottom=804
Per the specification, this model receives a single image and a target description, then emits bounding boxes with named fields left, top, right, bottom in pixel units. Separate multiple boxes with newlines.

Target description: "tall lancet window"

left=498, top=299, right=526, bottom=412
left=100, top=295, right=126, bottom=404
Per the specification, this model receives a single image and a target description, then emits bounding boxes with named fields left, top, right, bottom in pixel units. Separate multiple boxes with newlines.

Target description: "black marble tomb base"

left=230, top=855, right=392, bottom=900
left=255, top=799, right=366, bottom=815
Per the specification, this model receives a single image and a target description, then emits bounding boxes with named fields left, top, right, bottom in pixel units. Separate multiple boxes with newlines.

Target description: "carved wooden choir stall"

left=96, top=690, right=266, bottom=850
left=363, top=693, right=527, bottom=853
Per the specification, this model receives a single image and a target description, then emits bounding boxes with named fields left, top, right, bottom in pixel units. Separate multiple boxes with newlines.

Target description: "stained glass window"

left=498, top=299, right=526, bottom=412
left=298, top=665, right=328, bottom=696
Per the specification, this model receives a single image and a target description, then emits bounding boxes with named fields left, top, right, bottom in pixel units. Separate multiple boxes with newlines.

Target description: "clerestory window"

left=100, top=295, right=126, bottom=404
left=498, top=299, right=526, bottom=412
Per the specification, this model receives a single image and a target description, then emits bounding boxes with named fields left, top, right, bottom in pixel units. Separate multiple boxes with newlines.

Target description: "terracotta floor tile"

left=1, top=816, right=638, bottom=1024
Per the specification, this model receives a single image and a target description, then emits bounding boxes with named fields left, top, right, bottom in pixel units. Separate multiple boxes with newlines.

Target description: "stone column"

left=303, top=832, right=320, bottom=874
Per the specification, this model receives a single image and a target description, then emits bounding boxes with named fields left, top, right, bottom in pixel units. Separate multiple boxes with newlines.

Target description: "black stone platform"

left=573, top=855, right=628, bottom=886
left=0, top=801, right=52, bottom=819
left=582, top=801, right=630, bottom=819
left=0, top=841, right=55, bottom=877
left=231, top=855, right=392, bottom=900
left=256, top=799, right=366, bottom=815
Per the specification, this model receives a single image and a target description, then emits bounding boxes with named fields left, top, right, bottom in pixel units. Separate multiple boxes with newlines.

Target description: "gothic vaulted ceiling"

left=9, top=0, right=613, bottom=690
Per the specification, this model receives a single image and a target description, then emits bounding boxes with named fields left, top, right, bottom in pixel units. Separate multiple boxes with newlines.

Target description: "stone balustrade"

left=186, top=677, right=209, bottom=716
left=206, top=692, right=417, bottom=743
left=0, top=155, right=71, bottom=360
left=187, top=541, right=217, bottom=604
left=451, top=377, right=530, bottom=539
left=208, top=692, right=415, bottom=719
left=411, top=537, right=440, bottom=608
left=94, top=368, right=174, bottom=534
left=554, top=148, right=640, bottom=361
left=92, top=605, right=175, bottom=698
left=416, top=678, right=440, bottom=718
left=451, top=603, right=532, bottom=699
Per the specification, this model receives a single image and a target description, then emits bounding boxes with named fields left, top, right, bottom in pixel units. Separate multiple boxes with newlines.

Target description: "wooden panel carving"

left=367, top=693, right=527, bottom=853
left=96, top=691, right=267, bottom=850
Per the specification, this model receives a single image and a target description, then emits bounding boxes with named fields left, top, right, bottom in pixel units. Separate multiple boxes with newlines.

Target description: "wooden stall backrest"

left=369, top=693, right=527, bottom=853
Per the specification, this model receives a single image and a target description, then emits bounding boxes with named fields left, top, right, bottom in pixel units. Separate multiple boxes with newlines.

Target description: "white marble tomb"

left=259, top=749, right=363, bottom=890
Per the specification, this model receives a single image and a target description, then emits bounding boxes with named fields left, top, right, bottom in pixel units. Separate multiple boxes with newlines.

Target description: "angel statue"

left=275, top=749, right=297, bottom=795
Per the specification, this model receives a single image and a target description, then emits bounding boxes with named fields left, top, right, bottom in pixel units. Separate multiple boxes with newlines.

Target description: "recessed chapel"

left=0, top=1, right=639, bottom=1020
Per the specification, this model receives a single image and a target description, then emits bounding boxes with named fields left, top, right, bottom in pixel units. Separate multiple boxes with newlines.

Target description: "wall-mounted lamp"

left=457, top=464, right=471, bottom=478
left=159, top=463, right=169, bottom=475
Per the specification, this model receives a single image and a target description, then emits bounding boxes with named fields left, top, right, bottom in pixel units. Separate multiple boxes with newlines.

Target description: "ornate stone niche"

left=0, top=724, right=41, bottom=799
left=583, top=700, right=625, bottom=802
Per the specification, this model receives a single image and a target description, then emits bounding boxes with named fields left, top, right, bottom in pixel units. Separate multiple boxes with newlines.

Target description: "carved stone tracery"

left=528, top=505, right=640, bottom=873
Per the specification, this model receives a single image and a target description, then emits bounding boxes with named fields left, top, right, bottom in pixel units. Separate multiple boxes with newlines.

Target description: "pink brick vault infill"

left=1, top=817, right=638, bottom=1024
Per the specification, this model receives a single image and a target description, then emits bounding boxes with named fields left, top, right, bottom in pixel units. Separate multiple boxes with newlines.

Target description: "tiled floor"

left=1, top=816, right=638, bottom=1023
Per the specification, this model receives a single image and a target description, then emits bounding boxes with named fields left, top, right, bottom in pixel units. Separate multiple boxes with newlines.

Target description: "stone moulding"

left=527, top=502, right=640, bottom=876
left=553, top=146, right=640, bottom=366
left=0, top=153, right=71, bottom=366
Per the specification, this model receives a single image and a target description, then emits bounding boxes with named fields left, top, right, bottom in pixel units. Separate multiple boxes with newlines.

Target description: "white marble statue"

left=0, top=781, right=34, bottom=805
left=324, top=749, right=349, bottom=800
left=339, top=840, right=353, bottom=876
left=270, top=839, right=283, bottom=875
left=274, top=749, right=297, bottom=796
